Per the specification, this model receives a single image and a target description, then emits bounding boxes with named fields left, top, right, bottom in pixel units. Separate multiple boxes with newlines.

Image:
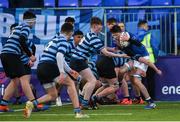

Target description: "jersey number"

left=45, top=41, right=53, bottom=51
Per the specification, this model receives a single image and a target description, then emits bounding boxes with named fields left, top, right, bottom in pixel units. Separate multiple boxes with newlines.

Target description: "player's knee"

left=110, top=81, right=120, bottom=89
left=87, top=78, right=97, bottom=84
left=49, top=92, right=58, bottom=101
left=132, top=74, right=142, bottom=81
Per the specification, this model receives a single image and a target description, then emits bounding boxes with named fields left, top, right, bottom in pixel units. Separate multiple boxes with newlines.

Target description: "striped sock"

left=145, top=97, right=153, bottom=104
left=32, top=99, right=38, bottom=107
left=0, top=99, right=8, bottom=106
left=74, top=107, right=81, bottom=113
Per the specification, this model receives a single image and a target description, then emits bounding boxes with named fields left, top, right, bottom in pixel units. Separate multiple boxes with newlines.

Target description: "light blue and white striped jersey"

left=40, top=34, right=70, bottom=63
left=65, top=40, right=76, bottom=64
left=88, top=55, right=99, bottom=79
left=72, top=32, right=104, bottom=60
left=20, top=40, right=34, bottom=65
left=112, top=51, right=130, bottom=67
left=1, top=22, right=31, bottom=55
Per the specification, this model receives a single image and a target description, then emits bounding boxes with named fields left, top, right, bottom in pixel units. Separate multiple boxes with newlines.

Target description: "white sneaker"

left=75, top=113, right=89, bottom=118
left=56, top=97, right=62, bottom=106
left=24, top=101, right=34, bottom=118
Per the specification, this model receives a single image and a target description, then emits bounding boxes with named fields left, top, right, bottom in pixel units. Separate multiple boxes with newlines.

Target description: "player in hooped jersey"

left=24, top=23, right=88, bottom=118
left=0, top=11, right=37, bottom=113
left=70, top=17, right=129, bottom=109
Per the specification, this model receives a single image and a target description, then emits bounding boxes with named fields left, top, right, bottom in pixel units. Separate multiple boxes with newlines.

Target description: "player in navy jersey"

left=116, top=22, right=143, bottom=105
left=0, top=11, right=37, bottom=113
left=24, top=23, right=88, bottom=118
left=110, top=25, right=162, bottom=109
left=70, top=17, right=129, bottom=109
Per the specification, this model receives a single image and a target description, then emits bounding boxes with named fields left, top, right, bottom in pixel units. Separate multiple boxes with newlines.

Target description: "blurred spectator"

left=137, top=20, right=159, bottom=99
left=65, top=17, right=75, bottom=26
left=118, top=22, right=125, bottom=32
left=8, top=0, right=44, bottom=8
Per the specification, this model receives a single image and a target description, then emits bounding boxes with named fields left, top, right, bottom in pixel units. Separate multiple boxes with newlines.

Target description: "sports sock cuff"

left=82, top=99, right=88, bottom=106
left=135, top=96, right=141, bottom=100
left=32, top=100, right=39, bottom=107
left=74, top=107, right=81, bottom=113
left=0, top=99, right=9, bottom=106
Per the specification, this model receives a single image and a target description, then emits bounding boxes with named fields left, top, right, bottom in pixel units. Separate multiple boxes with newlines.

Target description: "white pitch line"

left=102, top=104, right=145, bottom=107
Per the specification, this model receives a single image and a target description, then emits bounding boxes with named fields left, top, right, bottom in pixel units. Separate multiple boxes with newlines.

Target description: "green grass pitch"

left=0, top=102, right=180, bottom=121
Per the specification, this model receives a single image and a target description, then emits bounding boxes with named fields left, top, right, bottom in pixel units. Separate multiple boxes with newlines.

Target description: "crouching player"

left=91, top=51, right=131, bottom=106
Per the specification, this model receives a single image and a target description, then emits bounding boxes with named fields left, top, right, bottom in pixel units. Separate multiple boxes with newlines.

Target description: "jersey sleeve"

left=91, top=37, right=104, bottom=52
left=20, top=25, right=31, bottom=39
left=57, top=40, right=69, bottom=55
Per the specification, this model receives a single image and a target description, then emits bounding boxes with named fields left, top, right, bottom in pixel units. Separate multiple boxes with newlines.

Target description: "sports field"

left=0, top=102, right=180, bottom=121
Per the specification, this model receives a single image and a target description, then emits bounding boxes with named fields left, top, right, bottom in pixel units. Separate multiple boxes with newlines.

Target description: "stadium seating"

left=44, top=0, right=55, bottom=7
left=103, top=0, right=125, bottom=6
left=0, top=0, right=8, bottom=8
left=151, top=0, right=172, bottom=6
left=128, top=0, right=150, bottom=6
left=82, top=0, right=101, bottom=6
left=59, top=0, right=78, bottom=7
left=174, top=0, right=180, bottom=5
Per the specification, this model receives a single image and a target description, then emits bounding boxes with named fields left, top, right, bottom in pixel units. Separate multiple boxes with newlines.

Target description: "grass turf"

left=0, top=102, right=180, bottom=121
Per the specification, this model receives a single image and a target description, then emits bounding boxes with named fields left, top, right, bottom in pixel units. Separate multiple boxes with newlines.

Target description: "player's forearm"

left=19, top=35, right=32, bottom=57
left=64, top=61, right=72, bottom=73
left=102, top=48, right=123, bottom=58
left=56, top=52, right=65, bottom=73
left=106, top=47, right=116, bottom=52
left=31, top=44, right=36, bottom=56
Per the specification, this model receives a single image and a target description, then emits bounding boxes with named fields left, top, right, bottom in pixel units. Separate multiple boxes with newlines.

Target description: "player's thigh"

left=80, top=68, right=96, bottom=83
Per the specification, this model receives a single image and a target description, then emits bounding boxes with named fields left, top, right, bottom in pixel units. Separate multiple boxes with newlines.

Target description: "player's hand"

left=157, top=69, right=162, bottom=75
left=28, top=60, right=34, bottom=67
left=59, top=73, right=66, bottom=84
left=119, top=54, right=130, bottom=58
left=69, top=70, right=79, bottom=79
left=30, top=55, right=36, bottom=62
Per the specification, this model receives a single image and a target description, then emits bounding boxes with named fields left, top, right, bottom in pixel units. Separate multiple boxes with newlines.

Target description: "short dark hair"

left=65, top=17, right=75, bottom=23
left=10, top=23, right=18, bottom=31
left=138, top=20, right=148, bottom=27
left=73, top=30, right=83, bottom=36
left=110, top=25, right=121, bottom=33
left=23, top=10, right=36, bottom=20
left=90, top=17, right=102, bottom=26
left=61, top=23, right=74, bottom=33
left=107, top=17, right=117, bottom=24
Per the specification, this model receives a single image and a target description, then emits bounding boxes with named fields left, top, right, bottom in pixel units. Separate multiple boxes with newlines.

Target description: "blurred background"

left=1, top=0, right=180, bottom=55
left=1, top=0, right=180, bottom=101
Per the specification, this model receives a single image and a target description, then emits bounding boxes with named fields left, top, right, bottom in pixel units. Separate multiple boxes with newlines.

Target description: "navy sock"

left=135, top=96, right=141, bottom=100
left=124, top=96, right=130, bottom=100
left=145, top=97, right=153, bottom=104
left=79, top=95, right=83, bottom=103
left=81, top=99, right=88, bottom=106
left=94, top=95, right=101, bottom=101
